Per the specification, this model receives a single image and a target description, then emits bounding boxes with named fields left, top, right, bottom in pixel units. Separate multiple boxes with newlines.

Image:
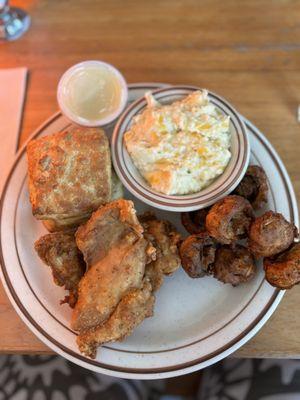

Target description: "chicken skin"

left=77, top=213, right=181, bottom=358
left=78, top=280, right=154, bottom=358
left=71, top=202, right=181, bottom=358
left=71, top=200, right=156, bottom=357
left=34, top=232, right=85, bottom=308
left=72, top=200, right=155, bottom=331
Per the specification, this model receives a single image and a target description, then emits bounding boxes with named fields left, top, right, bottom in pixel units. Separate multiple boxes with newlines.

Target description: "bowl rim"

left=112, top=85, right=250, bottom=211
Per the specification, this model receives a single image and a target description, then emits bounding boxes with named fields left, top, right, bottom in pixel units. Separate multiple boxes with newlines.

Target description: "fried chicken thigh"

left=78, top=280, right=154, bottom=358
left=71, top=200, right=156, bottom=357
left=77, top=212, right=181, bottom=358
left=71, top=203, right=181, bottom=358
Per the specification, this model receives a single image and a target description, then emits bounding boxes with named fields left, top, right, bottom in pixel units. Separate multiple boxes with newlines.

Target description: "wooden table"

left=1, top=0, right=300, bottom=358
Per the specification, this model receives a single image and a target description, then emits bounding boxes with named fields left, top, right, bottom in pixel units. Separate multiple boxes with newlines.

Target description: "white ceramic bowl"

left=57, top=60, right=128, bottom=127
left=112, top=86, right=250, bottom=212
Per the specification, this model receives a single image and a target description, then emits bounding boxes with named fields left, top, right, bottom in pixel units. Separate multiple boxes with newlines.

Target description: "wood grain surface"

left=0, top=0, right=300, bottom=358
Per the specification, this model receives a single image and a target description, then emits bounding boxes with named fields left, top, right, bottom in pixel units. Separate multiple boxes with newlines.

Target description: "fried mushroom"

left=205, top=195, right=254, bottom=244
left=234, top=165, right=268, bottom=210
left=264, top=243, right=300, bottom=289
left=248, top=211, right=298, bottom=258
left=179, top=232, right=218, bottom=278
left=213, top=244, right=256, bottom=286
left=181, top=208, right=210, bottom=234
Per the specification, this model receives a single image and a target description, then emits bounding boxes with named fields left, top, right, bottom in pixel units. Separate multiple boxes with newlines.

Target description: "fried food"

left=140, top=212, right=181, bottom=291
left=206, top=195, right=254, bottom=244
left=213, top=244, right=256, bottom=286
left=27, top=126, right=111, bottom=229
left=71, top=200, right=159, bottom=358
left=72, top=199, right=155, bottom=333
left=71, top=201, right=183, bottom=358
left=77, top=280, right=154, bottom=358
left=234, top=165, right=268, bottom=210
left=34, top=232, right=85, bottom=307
left=180, top=232, right=218, bottom=278
left=264, top=243, right=300, bottom=289
left=248, top=211, right=298, bottom=258
left=181, top=208, right=209, bottom=234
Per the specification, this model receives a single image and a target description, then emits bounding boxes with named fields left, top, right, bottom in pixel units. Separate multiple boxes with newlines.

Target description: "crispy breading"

left=180, top=233, right=217, bottom=279
left=206, top=195, right=254, bottom=244
left=264, top=243, right=300, bottom=289
left=234, top=165, right=268, bottom=210
left=75, top=199, right=147, bottom=267
left=72, top=200, right=156, bottom=333
left=77, top=280, right=154, bottom=358
left=34, top=232, right=86, bottom=307
left=181, top=208, right=210, bottom=235
left=71, top=202, right=182, bottom=359
left=213, top=244, right=256, bottom=286
left=249, top=211, right=298, bottom=258
left=140, top=212, right=181, bottom=291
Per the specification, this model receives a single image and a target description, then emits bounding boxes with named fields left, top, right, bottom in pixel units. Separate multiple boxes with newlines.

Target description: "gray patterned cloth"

left=198, top=358, right=300, bottom=400
left=0, top=355, right=165, bottom=400
left=1, top=356, right=300, bottom=400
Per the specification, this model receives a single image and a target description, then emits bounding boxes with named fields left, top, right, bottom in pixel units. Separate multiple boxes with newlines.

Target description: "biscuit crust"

left=27, top=126, right=111, bottom=220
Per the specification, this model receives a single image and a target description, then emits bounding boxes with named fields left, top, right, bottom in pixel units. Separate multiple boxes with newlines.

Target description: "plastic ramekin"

left=57, top=60, right=128, bottom=127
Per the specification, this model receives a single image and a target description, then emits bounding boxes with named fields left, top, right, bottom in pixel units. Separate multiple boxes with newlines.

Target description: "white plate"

left=0, top=83, right=298, bottom=380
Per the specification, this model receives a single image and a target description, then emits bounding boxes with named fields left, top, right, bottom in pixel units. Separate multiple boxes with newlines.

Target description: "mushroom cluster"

left=179, top=165, right=299, bottom=289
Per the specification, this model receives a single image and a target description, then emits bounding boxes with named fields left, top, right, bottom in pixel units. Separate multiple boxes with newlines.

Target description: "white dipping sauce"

left=57, top=61, right=128, bottom=126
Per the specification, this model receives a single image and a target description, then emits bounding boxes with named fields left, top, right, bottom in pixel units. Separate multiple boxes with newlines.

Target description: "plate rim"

left=0, top=82, right=297, bottom=379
